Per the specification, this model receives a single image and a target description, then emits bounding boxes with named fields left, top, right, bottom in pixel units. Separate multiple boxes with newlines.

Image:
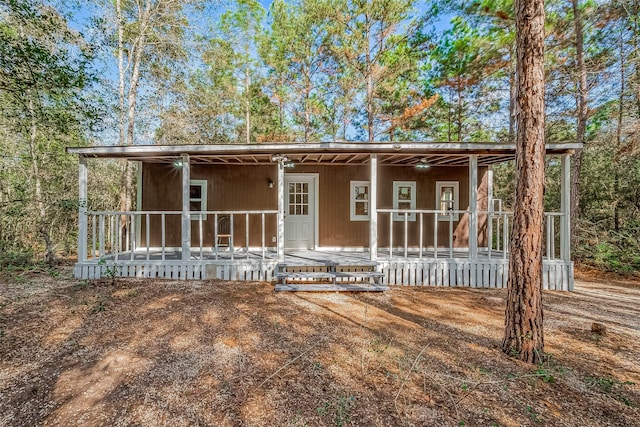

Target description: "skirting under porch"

left=74, top=249, right=574, bottom=291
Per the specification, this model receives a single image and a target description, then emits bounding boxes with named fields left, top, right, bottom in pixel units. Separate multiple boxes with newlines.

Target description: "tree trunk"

left=28, top=97, right=55, bottom=265
left=569, top=0, right=588, bottom=250
left=614, top=28, right=625, bottom=232
left=457, top=77, right=463, bottom=142
left=245, top=50, right=251, bottom=144
left=502, top=0, right=546, bottom=364
left=116, top=0, right=128, bottom=244
left=365, top=15, right=374, bottom=143
left=508, top=45, right=517, bottom=144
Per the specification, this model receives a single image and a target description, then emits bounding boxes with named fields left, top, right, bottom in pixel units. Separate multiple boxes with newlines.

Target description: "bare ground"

left=0, top=267, right=639, bottom=427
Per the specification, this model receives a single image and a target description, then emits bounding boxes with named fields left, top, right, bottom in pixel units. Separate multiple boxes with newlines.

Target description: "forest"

left=0, top=0, right=639, bottom=273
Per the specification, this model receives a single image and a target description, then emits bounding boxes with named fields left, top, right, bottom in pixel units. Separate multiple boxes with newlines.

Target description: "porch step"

left=275, top=261, right=384, bottom=291
left=275, top=283, right=389, bottom=292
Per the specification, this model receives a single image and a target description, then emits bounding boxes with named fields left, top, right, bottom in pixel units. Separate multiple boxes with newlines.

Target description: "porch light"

left=268, top=179, right=274, bottom=188
left=416, top=158, right=430, bottom=169
left=284, top=161, right=295, bottom=168
left=173, top=159, right=183, bottom=168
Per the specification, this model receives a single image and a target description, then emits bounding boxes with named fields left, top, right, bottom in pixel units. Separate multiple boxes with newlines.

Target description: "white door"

left=284, top=175, right=315, bottom=249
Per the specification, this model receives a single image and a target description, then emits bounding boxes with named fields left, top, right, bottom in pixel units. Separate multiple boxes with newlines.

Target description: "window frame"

left=435, top=181, right=460, bottom=221
left=392, top=181, right=416, bottom=221
left=189, top=179, right=208, bottom=221
left=350, top=180, right=370, bottom=221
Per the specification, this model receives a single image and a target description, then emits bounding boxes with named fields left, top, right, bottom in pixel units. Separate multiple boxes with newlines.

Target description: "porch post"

left=181, top=153, right=191, bottom=261
left=369, top=154, right=378, bottom=261
left=277, top=160, right=285, bottom=262
left=469, top=154, right=478, bottom=259
left=487, top=165, right=494, bottom=253
left=78, top=156, right=88, bottom=262
left=560, top=154, right=571, bottom=261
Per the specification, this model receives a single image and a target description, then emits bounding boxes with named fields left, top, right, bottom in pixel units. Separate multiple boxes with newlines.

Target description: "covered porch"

left=69, top=142, right=579, bottom=290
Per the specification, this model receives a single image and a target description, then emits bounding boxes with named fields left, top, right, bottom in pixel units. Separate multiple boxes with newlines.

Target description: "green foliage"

left=0, top=0, right=100, bottom=262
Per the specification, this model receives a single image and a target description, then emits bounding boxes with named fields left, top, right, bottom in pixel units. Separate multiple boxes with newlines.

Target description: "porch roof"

left=67, top=142, right=580, bottom=166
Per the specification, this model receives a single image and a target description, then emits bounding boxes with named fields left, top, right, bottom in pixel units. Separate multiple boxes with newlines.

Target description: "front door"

left=284, top=175, right=315, bottom=249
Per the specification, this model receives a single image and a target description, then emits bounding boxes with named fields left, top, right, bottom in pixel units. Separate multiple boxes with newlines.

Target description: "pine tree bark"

left=569, top=0, right=588, bottom=250
left=502, top=0, right=546, bottom=364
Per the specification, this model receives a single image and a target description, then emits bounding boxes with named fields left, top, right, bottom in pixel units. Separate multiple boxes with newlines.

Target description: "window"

left=393, top=181, right=416, bottom=221
left=288, top=182, right=309, bottom=216
left=436, top=181, right=459, bottom=221
left=350, top=181, right=370, bottom=221
left=189, top=180, right=207, bottom=220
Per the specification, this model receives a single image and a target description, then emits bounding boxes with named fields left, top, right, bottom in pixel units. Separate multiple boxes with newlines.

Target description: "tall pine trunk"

left=570, top=0, right=588, bottom=250
left=28, top=97, right=55, bottom=265
left=614, top=28, right=625, bottom=232
left=502, top=0, right=546, bottom=364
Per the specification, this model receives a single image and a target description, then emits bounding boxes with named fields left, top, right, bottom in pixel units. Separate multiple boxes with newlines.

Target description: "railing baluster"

left=546, top=214, right=551, bottom=260
left=130, top=214, right=135, bottom=261
left=109, top=215, right=114, bottom=254
left=261, top=213, right=265, bottom=260
left=389, top=213, right=393, bottom=259
left=404, top=212, right=408, bottom=259
left=496, top=215, right=501, bottom=252
left=230, top=213, right=234, bottom=260
left=246, top=213, right=250, bottom=255
left=433, top=213, right=438, bottom=260
left=161, top=213, right=166, bottom=261
left=91, top=215, right=96, bottom=259
left=146, top=213, right=150, bottom=261
left=199, top=214, right=203, bottom=260
left=214, top=213, right=218, bottom=260
left=550, top=215, right=555, bottom=259
left=503, top=214, right=508, bottom=260
left=419, top=212, right=423, bottom=260
left=99, top=215, right=105, bottom=258
left=125, top=215, right=130, bottom=255
left=449, top=215, right=454, bottom=258
left=115, top=216, right=119, bottom=262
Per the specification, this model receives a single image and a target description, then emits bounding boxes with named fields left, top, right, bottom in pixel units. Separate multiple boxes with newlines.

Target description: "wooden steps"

left=275, top=261, right=387, bottom=292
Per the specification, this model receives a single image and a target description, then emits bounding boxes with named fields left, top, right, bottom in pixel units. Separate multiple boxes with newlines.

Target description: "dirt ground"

left=1, top=267, right=639, bottom=427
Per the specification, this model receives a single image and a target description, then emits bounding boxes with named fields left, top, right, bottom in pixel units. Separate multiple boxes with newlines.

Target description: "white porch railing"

left=378, top=209, right=567, bottom=261
left=82, top=210, right=278, bottom=262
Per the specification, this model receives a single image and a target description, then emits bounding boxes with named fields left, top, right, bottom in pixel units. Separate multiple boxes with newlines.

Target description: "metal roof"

left=67, top=142, right=580, bottom=166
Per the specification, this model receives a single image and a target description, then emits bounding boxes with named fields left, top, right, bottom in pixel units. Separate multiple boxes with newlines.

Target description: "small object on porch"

left=217, top=216, right=232, bottom=248
left=591, top=322, right=607, bottom=335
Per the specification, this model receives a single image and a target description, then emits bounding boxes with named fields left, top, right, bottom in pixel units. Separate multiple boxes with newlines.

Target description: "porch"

left=69, top=142, right=578, bottom=290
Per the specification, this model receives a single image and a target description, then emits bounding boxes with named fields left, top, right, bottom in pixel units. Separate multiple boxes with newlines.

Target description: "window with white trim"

left=350, top=181, right=369, bottom=221
left=189, top=179, right=207, bottom=220
left=436, top=181, right=459, bottom=221
left=393, top=181, right=416, bottom=221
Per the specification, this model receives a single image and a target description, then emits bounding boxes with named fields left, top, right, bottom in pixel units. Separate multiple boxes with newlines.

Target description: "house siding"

left=141, top=162, right=488, bottom=249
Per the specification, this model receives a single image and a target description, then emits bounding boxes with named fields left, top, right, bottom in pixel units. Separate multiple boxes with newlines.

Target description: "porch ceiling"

left=67, top=142, right=580, bottom=166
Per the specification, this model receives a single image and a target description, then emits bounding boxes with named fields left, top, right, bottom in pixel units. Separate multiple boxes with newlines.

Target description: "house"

left=68, top=142, right=579, bottom=291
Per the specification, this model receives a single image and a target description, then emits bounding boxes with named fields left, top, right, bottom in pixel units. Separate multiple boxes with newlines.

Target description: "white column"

left=181, top=154, right=191, bottom=261
left=78, top=156, right=88, bottom=262
left=369, top=154, right=378, bottom=261
left=469, top=155, right=478, bottom=259
left=560, top=154, right=571, bottom=261
left=487, top=165, right=494, bottom=252
left=135, top=161, right=142, bottom=248
left=277, top=161, right=285, bottom=262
